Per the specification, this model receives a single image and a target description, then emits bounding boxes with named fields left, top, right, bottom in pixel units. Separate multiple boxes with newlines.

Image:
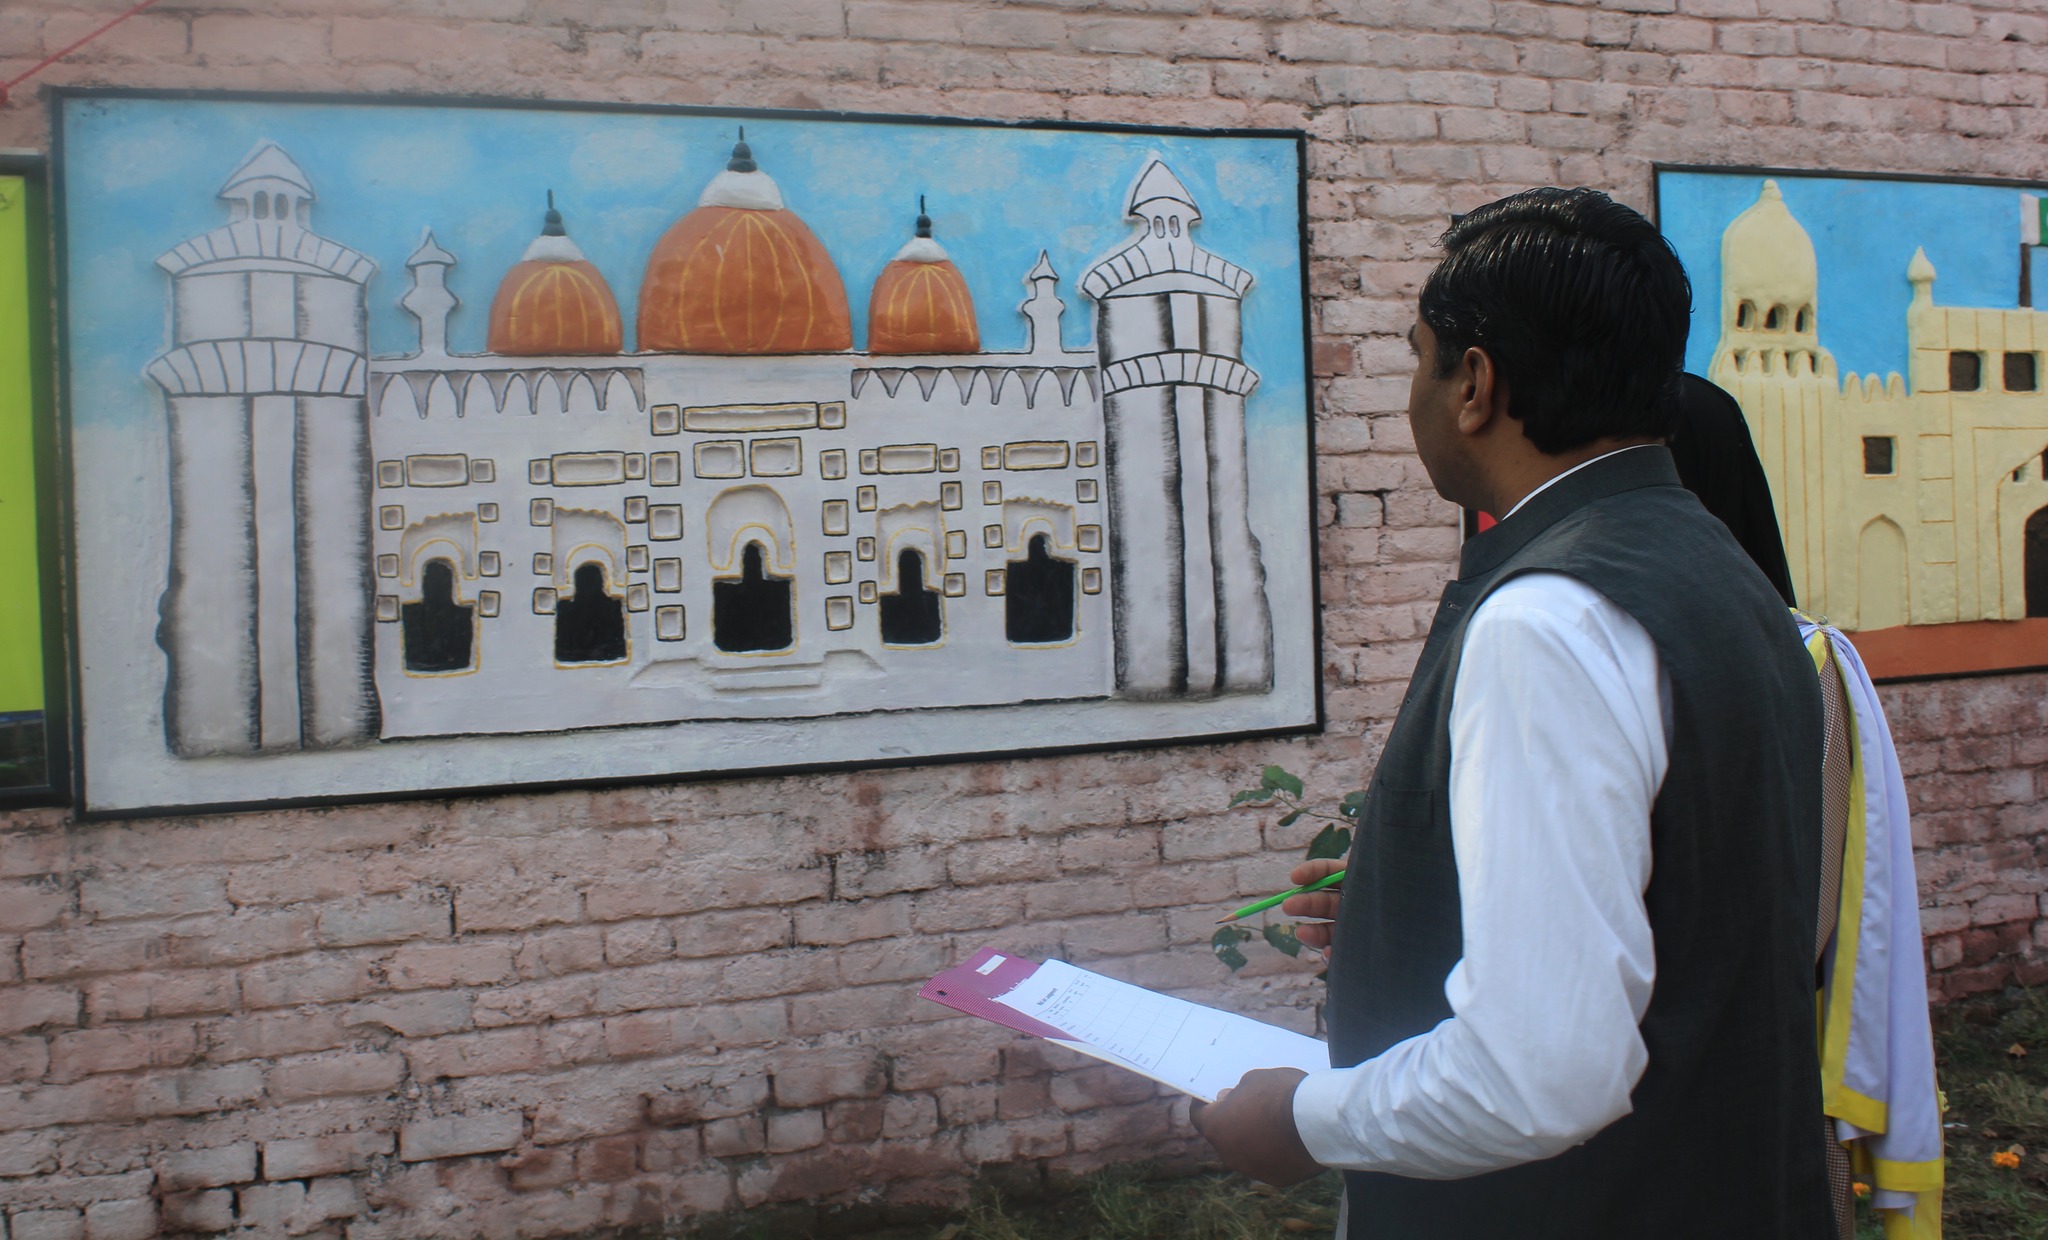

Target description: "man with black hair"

left=1192, top=188, right=1833, bottom=1237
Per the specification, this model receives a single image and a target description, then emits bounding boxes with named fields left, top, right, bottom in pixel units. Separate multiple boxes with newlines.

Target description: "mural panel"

left=56, top=92, right=1316, bottom=814
left=1659, top=166, right=2048, bottom=680
left=0, top=168, right=52, bottom=798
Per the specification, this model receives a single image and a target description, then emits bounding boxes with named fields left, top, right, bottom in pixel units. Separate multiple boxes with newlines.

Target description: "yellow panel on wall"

left=0, top=175, right=44, bottom=715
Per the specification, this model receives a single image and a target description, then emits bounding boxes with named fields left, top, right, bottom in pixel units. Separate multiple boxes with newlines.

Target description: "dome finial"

left=542, top=189, right=566, bottom=237
left=728, top=126, right=757, bottom=174
left=916, top=194, right=932, bottom=239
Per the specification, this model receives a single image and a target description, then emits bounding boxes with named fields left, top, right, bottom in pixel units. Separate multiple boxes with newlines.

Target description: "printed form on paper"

left=991, top=958, right=1328, bottom=1103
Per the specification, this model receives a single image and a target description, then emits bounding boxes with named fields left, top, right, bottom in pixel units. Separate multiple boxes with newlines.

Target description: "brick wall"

left=2, top=0, right=2046, bottom=1234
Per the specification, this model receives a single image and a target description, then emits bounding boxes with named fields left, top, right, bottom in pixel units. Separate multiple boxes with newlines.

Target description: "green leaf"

left=1339, top=790, right=1368, bottom=819
left=1277, top=809, right=1302, bottom=827
left=1305, top=824, right=1353, bottom=861
left=1211, top=926, right=1252, bottom=972
left=1261, top=765, right=1305, bottom=798
left=1263, top=924, right=1304, bottom=958
left=1228, top=788, right=1277, bottom=809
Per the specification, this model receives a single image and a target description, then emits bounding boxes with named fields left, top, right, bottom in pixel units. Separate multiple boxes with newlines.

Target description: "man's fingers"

left=1281, top=891, right=1341, bottom=920
left=1294, top=924, right=1333, bottom=950
left=1288, top=858, right=1346, bottom=887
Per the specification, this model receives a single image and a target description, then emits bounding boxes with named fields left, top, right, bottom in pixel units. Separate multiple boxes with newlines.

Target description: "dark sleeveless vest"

left=1326, top=447, right=1831, bottom=1239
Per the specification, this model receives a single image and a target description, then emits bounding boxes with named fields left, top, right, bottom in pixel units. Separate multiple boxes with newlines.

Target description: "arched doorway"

left=713, top=541, right=794, bottom=653
left=402, top=558, right=474, bottom=673
left=555, top=561, right=627, bottom=664
left=879, top=547, right=942, bottom=646
left=1856, top=517, right=1908, bottom=631
left=1006, top=533, right=1076, bottom=644
left=2027, top=505, right=2048, bottom=618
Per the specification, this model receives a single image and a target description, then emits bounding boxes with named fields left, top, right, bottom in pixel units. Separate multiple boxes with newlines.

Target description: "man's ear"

left=1454, top=346, right=1509, bottom=436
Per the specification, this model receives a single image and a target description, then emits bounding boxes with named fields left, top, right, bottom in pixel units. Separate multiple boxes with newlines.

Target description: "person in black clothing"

left=1191, top=189, right=1830, bottom=1239
left=1669, top=371, right=1797, bottom=607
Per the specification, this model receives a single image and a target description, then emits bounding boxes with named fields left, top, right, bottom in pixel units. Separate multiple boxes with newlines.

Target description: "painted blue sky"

left=1661, top=170, right=2048, bottom=382
left=61, top=96, right=1306, bottom=436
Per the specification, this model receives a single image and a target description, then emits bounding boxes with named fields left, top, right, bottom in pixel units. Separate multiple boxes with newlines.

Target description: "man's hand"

left=1281, top=859, right=1344, bottom=951
left=1188, top=1067, right=1323, bottom=1187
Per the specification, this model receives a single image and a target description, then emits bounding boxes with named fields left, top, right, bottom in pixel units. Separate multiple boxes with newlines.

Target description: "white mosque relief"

left=145, top=140, right=1277, bottom=756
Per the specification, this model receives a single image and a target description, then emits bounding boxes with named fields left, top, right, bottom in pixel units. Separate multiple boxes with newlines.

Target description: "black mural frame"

left=0, top=153, right=71, bottom=809
left=48, top=86, right=1323, bottom=819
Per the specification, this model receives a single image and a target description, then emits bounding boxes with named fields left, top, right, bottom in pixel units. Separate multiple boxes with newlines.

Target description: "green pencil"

left=1216, top=869, right=1347, bottom=924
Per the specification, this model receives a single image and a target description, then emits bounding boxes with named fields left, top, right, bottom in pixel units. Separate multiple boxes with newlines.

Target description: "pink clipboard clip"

left=918, top=947, right=1075, bottom=1041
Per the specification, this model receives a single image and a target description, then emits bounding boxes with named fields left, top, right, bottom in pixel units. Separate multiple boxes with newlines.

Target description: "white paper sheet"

left=991, top=958, right=1328, bottom=1102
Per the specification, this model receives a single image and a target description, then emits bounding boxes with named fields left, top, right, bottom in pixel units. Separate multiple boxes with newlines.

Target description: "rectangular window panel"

left=1004, top=441, right=1070, bottom=470
left=1863, top=436, right=1896, bottom=476
left=1949, top=350, right=1982, bottom=392
left=552, top=452, right=627, bottom=486
left=2005, top=351, right=2038, bottom=392
left=695, top=441, right=744, bottom=478
left=751, top=437, right=803, bottom=477
left=878, top=443, right=938, bottom=474
left=406, top=454, right=469, bottom=487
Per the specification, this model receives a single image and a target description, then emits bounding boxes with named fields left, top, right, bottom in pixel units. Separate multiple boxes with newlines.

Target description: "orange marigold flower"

left=1852, top=1182, right=1871, bottom=1198
left=1993, top=1149, right=2022, bottom=1169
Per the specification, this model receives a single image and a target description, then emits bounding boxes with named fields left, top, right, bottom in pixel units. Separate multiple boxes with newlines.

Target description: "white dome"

left=1721, top=180, right=1817, bottom=313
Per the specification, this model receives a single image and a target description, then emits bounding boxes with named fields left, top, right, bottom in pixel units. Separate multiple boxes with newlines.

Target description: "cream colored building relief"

left=1707, top=180, right=2048, bottom=631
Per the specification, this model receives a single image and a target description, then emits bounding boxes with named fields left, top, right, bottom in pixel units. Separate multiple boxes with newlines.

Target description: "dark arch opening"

left=1764, top=304, right=1785, bottom=331
left=1736, top=301, right=1755, bottom=329
left=555, top=561, right=627, bottom=664
left=2027, top=505, right=2048, bottom=618
left=713, top=542, right=794, bottom=653
left=1006, top=533, right=1076, bottom=644
left=403, top=558, right=475, bottom=673
left=879, top=547, right=942, bottom=646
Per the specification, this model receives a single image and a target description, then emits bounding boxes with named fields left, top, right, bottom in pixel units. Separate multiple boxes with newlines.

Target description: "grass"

left=666, top=988, right=2048, bottom=1240
left=1924, top=984, right=2048, bottom=1239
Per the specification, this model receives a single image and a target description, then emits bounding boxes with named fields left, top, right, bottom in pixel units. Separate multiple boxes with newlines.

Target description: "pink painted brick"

left=262, top=1130, right=395, bottom=1180
left=82, top=1198, right=158, bottom=1240
left=267, top=1051, right=405, bottom=1101
left=159, top=1190, right=233, bottom=1235
left=0, top=880, right=70, bottom=933
left=83, top=970, right=237, bottom=1022
left=157, top=1141, right=257, bottom=1190
left=314, top=893, right=450, bottom=948
left=8, top=1210, right=85, bottom=1240
left=48, top=1023, right=199, bottom=1083
left=399, top=1112, right=523, bottom=1162
left=0, top=986, right=79, bottom=1036
left=383, top=941, right=516, bottom=991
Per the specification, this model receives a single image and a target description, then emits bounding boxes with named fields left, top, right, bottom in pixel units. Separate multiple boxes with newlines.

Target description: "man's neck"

left=1489, top=435, right=1661, bottom=519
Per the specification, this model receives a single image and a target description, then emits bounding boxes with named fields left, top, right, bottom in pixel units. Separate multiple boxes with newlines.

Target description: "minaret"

left=1082, top=159, right=1272, bottom=698
left=1021, top=251, right=1064, bottom=357
left=404, top=228, right=458, bottom=359
left=145, top=143, right=380, bottom=755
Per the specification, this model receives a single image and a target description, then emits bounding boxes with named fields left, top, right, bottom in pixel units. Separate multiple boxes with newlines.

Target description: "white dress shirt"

left=1293, top=451, right=1671, bottom=1179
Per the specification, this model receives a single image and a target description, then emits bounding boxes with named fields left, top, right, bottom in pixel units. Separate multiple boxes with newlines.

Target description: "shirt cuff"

left=1291, top=1065, right=1370, bottom=1170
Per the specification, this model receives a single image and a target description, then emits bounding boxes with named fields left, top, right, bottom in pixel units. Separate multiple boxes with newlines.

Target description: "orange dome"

left=636, top=138, right=851, bottom=355
left=869, top=207, right=978, bottom=355
left=487, top=197, right=623, bottom=356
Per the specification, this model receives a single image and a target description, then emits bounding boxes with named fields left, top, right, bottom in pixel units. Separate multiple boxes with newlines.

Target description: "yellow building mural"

left=1708, top=180, right=2048, bottom=636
